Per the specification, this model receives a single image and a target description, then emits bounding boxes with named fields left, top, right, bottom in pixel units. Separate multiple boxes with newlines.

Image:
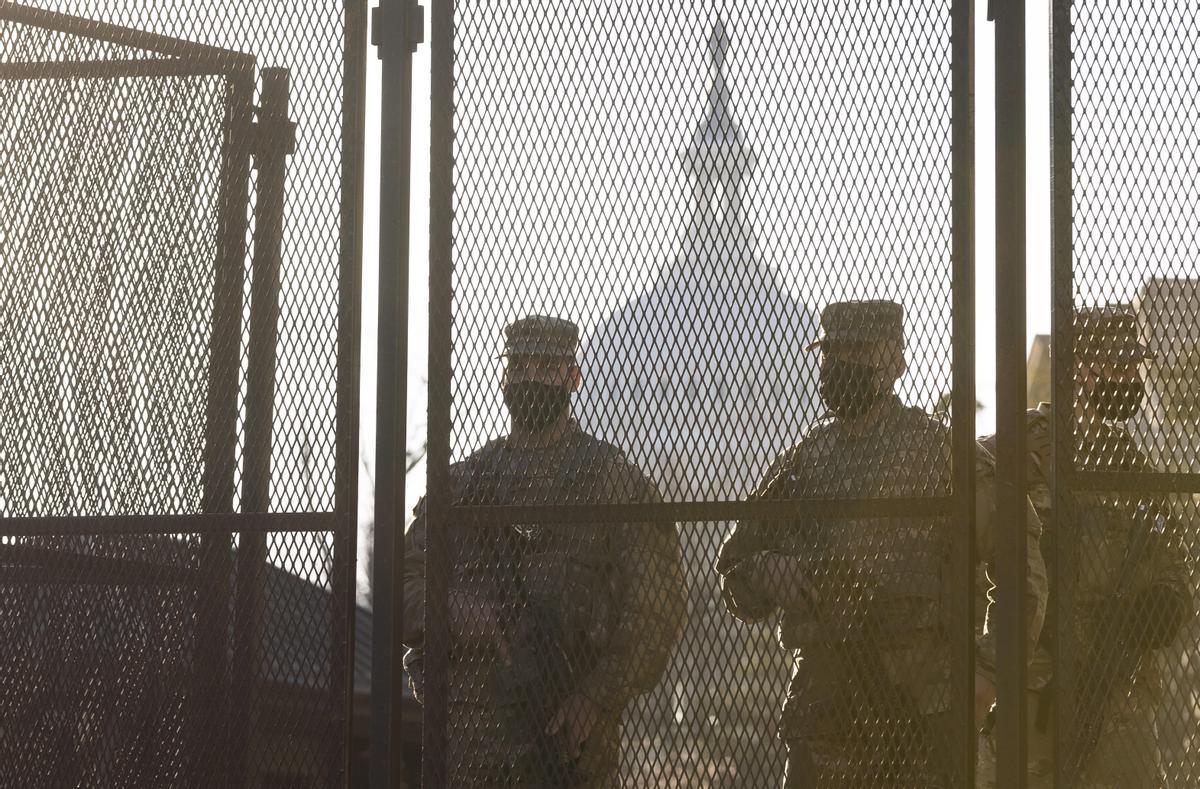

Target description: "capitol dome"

left=579, top=21, right=819, bottom=502
left=575, top=21, right=819, bottom=784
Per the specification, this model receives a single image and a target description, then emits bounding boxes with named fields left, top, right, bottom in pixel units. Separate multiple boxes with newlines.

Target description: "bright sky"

left=354, top=0, right=1057, bottom=587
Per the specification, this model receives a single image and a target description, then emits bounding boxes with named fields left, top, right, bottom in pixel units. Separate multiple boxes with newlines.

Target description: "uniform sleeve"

left=401, top=496, right=427, bottom=649
left=714, top=452, right=796, bottom=624
left=1140, top=524, right=1193, bottom=649
left=716, top=524, right=779, bottom=623
left=1151, top=526, right=1192, bottom=612
left=577, top=464, right=687, bottom=713
left=1140, top=457, right=1194, bottom=645
left=974, top=441, right=1048, bottom=683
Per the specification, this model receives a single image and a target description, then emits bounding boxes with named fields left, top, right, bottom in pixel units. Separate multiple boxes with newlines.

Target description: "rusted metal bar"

left=0, top=1, right=252, bottom=67
left=230, top=66, right=295, bottom=787
left=424, top=0, right=454, bottom=784
left=1050, top=1, right=1076, bottom=784
left=369, top=0, right=422, bottom=785
left=447, top=496, right=956, bottom=526
left=950, top=0, right=978, bottom=782
left=0, top=511, right=340, bottom=536
left=994, top=0, right=1029, bottom=786
left=192, top=65, right=254, bottom=787
left=338, top=1, right=370, bottom=785
left=0, top=59, right=234, bottom=80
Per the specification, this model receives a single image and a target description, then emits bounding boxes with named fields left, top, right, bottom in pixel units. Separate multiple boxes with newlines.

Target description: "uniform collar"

left=832, top=393, right=906, bottom=439
left=503, top=416, right=581, bottom=451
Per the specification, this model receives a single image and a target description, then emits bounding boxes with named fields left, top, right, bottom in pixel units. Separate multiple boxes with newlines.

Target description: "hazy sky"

left=354, top=1, right=1059, bottom=583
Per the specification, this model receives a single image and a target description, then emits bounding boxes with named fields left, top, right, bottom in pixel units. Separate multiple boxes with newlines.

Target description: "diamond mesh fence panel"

left=0, top=2, right=363, bottom=787
left=413, top=2, right=979, bottom=786
left=1054, top=2, right=1200, bottom=786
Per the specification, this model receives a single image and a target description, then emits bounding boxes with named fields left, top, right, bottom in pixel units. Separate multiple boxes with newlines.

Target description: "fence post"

left=951, top=0, right=978, bottom=783
left=424, top=0, right=454, bottom=785
left=194, top=64, right=255, bottom=787
left=994, top=1, right=1029, bottom=787
left=370, top=1, right=423, bottom=786
left=231, top=66, right=295, bottom=786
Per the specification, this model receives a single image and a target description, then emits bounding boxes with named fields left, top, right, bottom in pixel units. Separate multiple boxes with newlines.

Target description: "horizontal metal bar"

left=1067, top=471, right=1200, bottom=493
left=0, top=543, right=197, bottom=584
left=450, top=496, right=955, bottom=525
left=0, top=569, right=193, bottom=585
left=0, top=58, right=231, bottom=80
left=0, top=511, right=342, bottom=536
left=0, top=2, right=253, bottom=68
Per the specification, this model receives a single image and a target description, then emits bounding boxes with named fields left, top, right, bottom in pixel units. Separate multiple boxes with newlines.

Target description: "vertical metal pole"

left=425, top=0, right=454, bottom=784
left=1049, top=1, right=1075, bottom=786
left=231, top=66, right=295, bottom=786
left=950, top=0, right=978, bottom=784
left=371, top=1, right=421, bottom=787
left=195, top=65, right=254, bottom=787
left=339, top=1, right=370, bottom=785
left=994, top=1, right=1029, bottom=787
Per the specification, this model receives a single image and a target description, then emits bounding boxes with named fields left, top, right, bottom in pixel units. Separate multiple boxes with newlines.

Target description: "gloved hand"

left=1120, top=584, right=1186, bottom=650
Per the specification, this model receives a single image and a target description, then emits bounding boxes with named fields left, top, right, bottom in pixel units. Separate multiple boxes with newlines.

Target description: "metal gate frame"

left=1049, top=2, right=1199, bottom=787
left=993, top=1, right=1032, bottom=786
left=415, top=1, right=979, bottom=785
left=0, top=2, right=367, bottom=784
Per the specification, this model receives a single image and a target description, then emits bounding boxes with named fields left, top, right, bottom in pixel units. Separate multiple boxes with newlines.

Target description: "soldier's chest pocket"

left=522, top=534, right=612, bottom=630
left=1075, top=502, right=1132, bottom=591
left=869, top=573, right=945, bottom=645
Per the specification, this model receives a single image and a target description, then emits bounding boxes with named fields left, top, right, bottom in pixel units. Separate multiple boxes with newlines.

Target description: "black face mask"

left=504, top=380, right=571, bottom=433
left=1091, top=379, right=1145, bottom=421
left=819, top=357, right=886, bottom=420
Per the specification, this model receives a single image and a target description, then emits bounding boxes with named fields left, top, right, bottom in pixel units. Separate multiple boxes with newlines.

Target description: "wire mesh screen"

left=450, top=4, right=957, bottom=496
left=0, top=2, right=363, bottom=786
left=419, top=1, right=975, bottom=786
left=1054, top=1, right=1200, bottom=785
left=0, top=16, right=233, bottom=518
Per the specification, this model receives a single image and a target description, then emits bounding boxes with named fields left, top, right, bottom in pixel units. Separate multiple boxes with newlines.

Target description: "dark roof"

left=4, top=535, right=374, bottom=696
left=259, top=559, right=373, bottom=695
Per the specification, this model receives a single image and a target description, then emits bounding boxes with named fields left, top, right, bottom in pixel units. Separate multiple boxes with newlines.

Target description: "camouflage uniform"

left=976, top=310, right=1193, bottom=789
left=402, top=317, right=687, bottom=787
left=716, top=301, right=1048, bottom=788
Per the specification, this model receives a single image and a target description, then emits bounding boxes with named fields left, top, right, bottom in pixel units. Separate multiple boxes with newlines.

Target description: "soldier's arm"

left=715, top=521, right=778, bottom=623
left=576, top=461, right=686, bottom=713
left=400, top=498, right=428, bottom=648
left=1132, top=493, right=1194, bottom=648
left=1113, top=440, right=1193, bottom=648
left=714, top=451, right=802, bottom=623
left=974, top=443, right=1048, bottom=682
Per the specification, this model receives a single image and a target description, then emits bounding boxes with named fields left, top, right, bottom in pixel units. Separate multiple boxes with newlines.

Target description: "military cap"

left=806, top=300, right=905, bottom=351
left=500, top=315, right=579, bottom=359
left=1074, top=306, right=1154, bottom=363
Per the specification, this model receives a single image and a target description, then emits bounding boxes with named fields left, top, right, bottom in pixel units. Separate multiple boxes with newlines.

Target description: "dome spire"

left=709, top=18, right=729, bottom=75
left=683, top=18, right=755, bottom=181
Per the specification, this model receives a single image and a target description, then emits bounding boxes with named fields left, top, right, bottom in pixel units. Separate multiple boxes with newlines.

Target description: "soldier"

left=716, top=300, right=1048, bottom=787
left=402, top=315, right=687, bottom=786
left=976, top=306, right=1193, bottom=788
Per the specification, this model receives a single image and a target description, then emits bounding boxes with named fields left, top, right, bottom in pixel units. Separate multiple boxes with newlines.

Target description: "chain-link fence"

left=0, top=2, right=364, bottom=786
left=413, top=2, right=977, bottom=786
left=1053, top=1, right=1200, bottom=786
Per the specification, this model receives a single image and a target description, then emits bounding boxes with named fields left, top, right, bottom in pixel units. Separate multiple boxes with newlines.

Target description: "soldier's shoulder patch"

left=569, top=431, right=629, bottom=474
left=801, top=416, right=839, bottom=442
left=471, top=437, right=507, bottom=462
left=896, top=407, right=951, bottom=452
left=974, top=441, right=997, bottom=479
left=977, top=431, right=998, bottom=459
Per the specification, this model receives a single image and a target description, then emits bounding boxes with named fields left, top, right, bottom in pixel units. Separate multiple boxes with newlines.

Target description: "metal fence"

left=9, top=0, right=1200, bottom=786
left=1053, top=2, right=1200, bottom=786
left=415, top=2, right=976, bottom=786
left=0, top=2, right=364, bottom=787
